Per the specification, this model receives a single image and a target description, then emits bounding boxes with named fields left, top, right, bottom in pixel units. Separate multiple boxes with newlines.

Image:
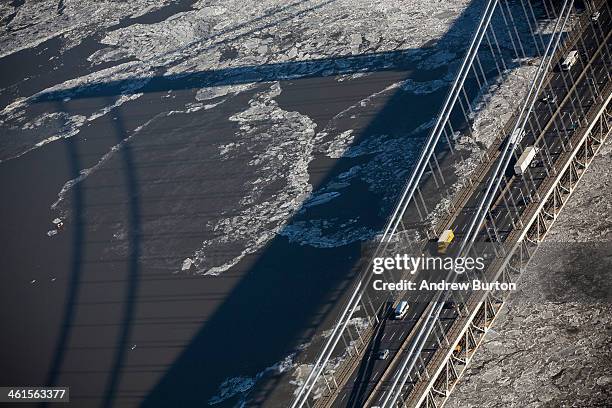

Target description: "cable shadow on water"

left=44, top=101, right=87, bottom=392
left=41, top=99, right=144, bottom=408
left=99, top=103, right=142, bottom=408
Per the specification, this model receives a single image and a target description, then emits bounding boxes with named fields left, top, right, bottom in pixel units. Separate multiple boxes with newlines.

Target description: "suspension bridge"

left=291, top=0, right=611, bottom=407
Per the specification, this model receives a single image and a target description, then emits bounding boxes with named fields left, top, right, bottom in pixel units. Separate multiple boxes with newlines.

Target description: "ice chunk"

left=303, top=192, right=341, bottom=208
left=181, top=258, right=193, bottom=271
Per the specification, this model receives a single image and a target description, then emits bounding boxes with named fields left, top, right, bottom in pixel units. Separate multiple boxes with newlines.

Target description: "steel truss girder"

left=525, top=107, right=610, bottom=243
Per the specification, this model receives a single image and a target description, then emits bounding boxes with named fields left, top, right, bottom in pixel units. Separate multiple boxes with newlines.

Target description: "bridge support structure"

left=403, top=84, right=611, bottom=408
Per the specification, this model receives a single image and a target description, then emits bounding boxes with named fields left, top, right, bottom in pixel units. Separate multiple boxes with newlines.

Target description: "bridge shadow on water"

left=30, top=0, right=561, bottom=406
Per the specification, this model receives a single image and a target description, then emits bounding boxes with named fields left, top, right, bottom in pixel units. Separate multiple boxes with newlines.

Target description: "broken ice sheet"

left=190, top=82, right=317, bottom=275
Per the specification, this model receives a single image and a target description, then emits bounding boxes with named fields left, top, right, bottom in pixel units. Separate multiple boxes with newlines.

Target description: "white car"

left=377, top=349, right=390, bottom=360
left=393, top=301, right=409, bottom=319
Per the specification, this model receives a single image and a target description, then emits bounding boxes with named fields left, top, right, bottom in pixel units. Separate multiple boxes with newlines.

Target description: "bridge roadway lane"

left=332, top=302, right=426, bottom=408
left=332, top=5, right=611, bottom=408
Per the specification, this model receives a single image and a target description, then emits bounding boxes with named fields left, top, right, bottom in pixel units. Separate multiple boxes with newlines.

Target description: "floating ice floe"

left=209, top=354, right=296, bottom=406
left=188, top=82, right=317, bottom=275
left=323, top=129, right=354, bottom=159
left=303, top=191, right=341, bottom=209
left=181, top=258, right=194, bottom=271
left=280, top=218, right=376, bottom=249
left=0, top=0, right=176, bottom=59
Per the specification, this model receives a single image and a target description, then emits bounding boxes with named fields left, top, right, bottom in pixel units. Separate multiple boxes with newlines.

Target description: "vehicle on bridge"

left=377, top=349, right=390, bottom=360
left=591, top=11, right=600, bottom=22
left=510, top=127, right=526, bottom=145
left=443, top=300, right=456, bottom=309
left=437, top=229, right=455, bottom=253
left=514, top=146, right=538, bottom=175
left=541, top=93, right=558, bottom=104
left=393, top=301, right=409, bottom=319
left=561, top=50, right=579, bottom=71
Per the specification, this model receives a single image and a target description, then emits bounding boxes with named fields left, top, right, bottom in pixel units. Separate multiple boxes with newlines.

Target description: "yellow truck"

left=437, top=229, right=455, bottom=253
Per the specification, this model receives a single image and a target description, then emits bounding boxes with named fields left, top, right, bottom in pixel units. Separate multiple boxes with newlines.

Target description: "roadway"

left=331, top=3, right=611, bottom=407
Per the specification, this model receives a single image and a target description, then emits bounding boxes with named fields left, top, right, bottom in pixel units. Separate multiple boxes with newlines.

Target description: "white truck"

left=561, top=50, right=578, bottom=71
left=514, top=146, right=538, bottom=175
